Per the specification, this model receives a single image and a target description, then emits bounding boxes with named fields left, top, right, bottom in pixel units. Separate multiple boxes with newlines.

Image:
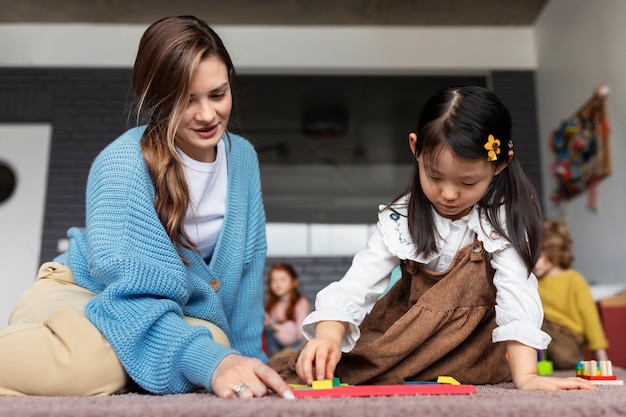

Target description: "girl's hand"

left=514, top=375, right=596, bottom=391
left=295, top=337, right=342, bottom=385
left=211, top=354, right=294, bottom=399
left=295, top=321, right=346, bottom=385
left=507, top=341, right=595, bottom=391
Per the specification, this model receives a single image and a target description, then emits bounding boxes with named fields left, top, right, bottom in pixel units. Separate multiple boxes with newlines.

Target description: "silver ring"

left=233, top=384, right=248, bottom=396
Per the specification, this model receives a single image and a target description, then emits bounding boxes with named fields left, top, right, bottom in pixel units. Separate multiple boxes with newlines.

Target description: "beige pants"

left=0, top=262, right=229, bottom=396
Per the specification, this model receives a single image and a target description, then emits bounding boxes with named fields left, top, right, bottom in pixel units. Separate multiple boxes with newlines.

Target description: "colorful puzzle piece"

left=436, top=376, right=460, bottom=385
left=311, top=378, right=341, bottom=389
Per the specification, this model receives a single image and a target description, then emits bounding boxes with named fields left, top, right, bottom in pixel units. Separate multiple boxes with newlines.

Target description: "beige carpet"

left=1, top=369, right=625, bottom=417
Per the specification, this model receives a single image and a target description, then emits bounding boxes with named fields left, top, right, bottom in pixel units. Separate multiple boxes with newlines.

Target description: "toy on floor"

left=576, top=360, right=624, bottom=385
left=537, top=349, right=553, bottom=375
left=288, top=376, right=476, bottom=398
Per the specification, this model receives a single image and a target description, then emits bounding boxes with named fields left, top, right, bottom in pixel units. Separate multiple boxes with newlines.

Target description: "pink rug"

left=1, top=369, right=624, bottom=417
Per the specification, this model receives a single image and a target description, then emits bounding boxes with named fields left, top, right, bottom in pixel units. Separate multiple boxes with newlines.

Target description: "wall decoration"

left=549, top=85, right=611, bottom=211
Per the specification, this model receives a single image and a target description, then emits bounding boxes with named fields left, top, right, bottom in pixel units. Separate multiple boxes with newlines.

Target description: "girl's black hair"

left=391, top=85, right=542, bottom=274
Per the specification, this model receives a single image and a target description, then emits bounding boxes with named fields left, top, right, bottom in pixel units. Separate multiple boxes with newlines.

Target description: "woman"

left=0, top=15, right=292, bottom=399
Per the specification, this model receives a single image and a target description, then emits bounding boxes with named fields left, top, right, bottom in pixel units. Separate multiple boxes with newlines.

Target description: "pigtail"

left=405, top=173, right=439, bottom=258
left=483, top=158, right=543, bottom=273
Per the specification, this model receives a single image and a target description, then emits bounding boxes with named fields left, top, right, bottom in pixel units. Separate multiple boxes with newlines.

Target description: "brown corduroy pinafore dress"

left=272, top=238, right=512, bottom=385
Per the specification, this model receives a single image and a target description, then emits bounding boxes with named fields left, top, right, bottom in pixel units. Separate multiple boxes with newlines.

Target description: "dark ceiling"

left=0, top=0, right=549, bottom=26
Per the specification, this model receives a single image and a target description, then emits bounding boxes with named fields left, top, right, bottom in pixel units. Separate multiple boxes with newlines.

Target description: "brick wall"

left=491, top=70, right=544, bottom=205
left=263, top=256, right=353, bottom=307
left=0, top=68, right=134, bottom=262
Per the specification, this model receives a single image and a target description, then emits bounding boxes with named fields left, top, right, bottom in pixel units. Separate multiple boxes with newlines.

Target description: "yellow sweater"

left=537, top=269, right=608, bottom=351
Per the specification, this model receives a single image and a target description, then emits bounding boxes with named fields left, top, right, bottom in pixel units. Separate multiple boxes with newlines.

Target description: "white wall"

left=535, top=0, right=626, bottom=285
left=0, top=124, right=52, bottom=324
left=267, top=223, right=376, bottom=257
left=0, top=24, right=535, bottom=72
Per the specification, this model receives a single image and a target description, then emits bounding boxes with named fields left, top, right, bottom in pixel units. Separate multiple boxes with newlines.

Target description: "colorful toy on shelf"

left=537, top=349, right=554, bottom=375
left=288, top=376, right=476, bottom=398
left=576, top=360, right=624, bottom=385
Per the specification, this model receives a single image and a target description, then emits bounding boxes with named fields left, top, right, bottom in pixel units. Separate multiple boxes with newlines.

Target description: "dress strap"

left=470, top=234, right=484, bottom=262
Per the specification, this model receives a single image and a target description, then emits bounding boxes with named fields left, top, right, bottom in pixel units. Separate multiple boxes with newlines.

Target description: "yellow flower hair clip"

left=484, top=134, right=501, bottom=161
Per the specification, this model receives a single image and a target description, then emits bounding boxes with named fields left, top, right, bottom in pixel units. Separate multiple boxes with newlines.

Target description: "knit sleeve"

left=80, top=129, right=237, bottom=394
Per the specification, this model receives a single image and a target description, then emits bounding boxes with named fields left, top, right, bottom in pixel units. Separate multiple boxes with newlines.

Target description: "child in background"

left=271, top=85, right=594, bottom=391
left=533, top=218, right=609, bottom=370
left=264, top=263, right=311, bottom=358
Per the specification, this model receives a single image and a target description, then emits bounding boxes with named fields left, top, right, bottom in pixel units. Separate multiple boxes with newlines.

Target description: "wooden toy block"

left=537, top=360, right=554, bottom=375
left=584, top=376, right=624, bottom=386
left=536, top=349, right=553, bottom=375
left=290, top=377, right=348, bottom=391
left=288, top=384, right=311, bottom=389
left=437, top=376, right=460, bottom=385
left=312, top=379, right=334, bottom=389
left=575, top=360, right=624, bottom=385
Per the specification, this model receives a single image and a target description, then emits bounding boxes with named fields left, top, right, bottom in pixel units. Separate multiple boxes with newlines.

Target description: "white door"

left=0, top=124, right=51, bottom=325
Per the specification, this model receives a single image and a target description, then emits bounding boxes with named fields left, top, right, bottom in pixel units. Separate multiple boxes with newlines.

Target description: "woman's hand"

left=295, top=321, right=346, bottom=385
left=211, top=354, right=294, bottom=399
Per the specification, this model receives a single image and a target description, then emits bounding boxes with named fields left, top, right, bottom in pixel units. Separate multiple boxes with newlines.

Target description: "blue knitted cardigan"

left=55, top=126, right=267, bottom=394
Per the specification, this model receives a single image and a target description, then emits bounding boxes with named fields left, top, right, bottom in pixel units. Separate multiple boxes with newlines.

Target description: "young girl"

left=271, top=85, right=594, bottom=391
left=0, top=16, right=292, bottom=399
left=534, top=218, right=609, bottom=369
left=263, top=263, right=311, bottom=358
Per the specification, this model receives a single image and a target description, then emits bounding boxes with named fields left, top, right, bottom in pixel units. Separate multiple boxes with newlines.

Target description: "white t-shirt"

left=178, top=141, right=227, bottom=260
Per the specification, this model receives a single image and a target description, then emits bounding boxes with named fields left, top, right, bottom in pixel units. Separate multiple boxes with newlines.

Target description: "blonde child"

left=534, top=218, right=609, bottom=369
left=264, top=263, right=311, bottom=358
left=271, top=85, right=594, bottom=391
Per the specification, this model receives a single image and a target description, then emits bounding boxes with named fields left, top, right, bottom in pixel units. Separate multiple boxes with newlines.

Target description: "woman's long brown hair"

left=132, top=16, right=236, bottom=262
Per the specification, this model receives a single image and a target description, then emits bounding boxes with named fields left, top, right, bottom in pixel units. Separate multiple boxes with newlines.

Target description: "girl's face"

left=176, top=55, right=232, bottom=163
left=410, top=133, right=502, bottom=221
left=269, top=269, right=296, bottom=298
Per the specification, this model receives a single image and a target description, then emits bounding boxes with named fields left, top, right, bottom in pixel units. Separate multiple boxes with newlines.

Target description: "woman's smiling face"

left=176, top=55, right=232, bottom=163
